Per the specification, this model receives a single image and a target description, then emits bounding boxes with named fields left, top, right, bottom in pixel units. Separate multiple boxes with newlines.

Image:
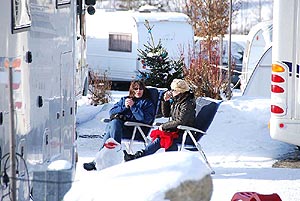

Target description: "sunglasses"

left=133, top=88, right=144, bottom=91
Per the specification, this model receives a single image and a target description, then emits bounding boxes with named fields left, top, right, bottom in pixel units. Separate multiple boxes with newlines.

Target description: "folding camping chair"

left=177, top=97, right=221, bottom=174
left=123, top=86, right=166, bottom=153
left=231, top=192, right=282, bottom=201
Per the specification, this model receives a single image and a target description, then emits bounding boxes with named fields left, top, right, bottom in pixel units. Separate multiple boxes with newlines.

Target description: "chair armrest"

left=102, top=119, right=154, bottom=128
left=124, top=121, right=154, bottom=128
left=177, top=125, right=206, bottom=134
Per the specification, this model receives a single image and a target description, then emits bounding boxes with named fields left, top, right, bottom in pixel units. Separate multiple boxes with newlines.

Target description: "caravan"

left=0, top=0, right=91, bottom=200
left=86, top=10, right=194, bottom=84
left=240, top=21, right=273, bottom=94
left=242, top=45, right=272, bottom=97
left=270, top=0, right=300, bottom=146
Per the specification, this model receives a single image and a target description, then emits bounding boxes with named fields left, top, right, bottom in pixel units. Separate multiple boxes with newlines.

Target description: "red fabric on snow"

left=150, top=129, right=179, bottom=149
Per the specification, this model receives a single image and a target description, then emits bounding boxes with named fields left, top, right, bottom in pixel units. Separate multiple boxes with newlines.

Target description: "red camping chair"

left=231, top=192, right=282, bottom=201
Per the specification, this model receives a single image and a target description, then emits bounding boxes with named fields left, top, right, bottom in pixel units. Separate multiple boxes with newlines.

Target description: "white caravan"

left=240, top=21, right=273, bottom=92
left=86, top=10, right=194, bottom=82
left=242, top=45, right=272, bottom=98
left=0, top=0, right=91, bottom=200
left=270, top=0, right=300, bottom=146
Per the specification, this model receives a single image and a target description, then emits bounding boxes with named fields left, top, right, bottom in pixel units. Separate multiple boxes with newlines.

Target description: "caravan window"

left=109, top=33, right=132, bottom=52
left=12, top=0, right=31, bottom=33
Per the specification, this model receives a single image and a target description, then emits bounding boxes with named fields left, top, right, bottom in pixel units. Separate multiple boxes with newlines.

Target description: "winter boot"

left=83, top=161, right=96, bottom=171
left=123, top=150, right=145, bottom=162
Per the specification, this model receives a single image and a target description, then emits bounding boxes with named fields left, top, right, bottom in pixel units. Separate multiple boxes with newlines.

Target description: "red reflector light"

left=272, top=74, right=285, bottom=83
left=271, top=105, right=284, bottom=114
left=271, top=85, right=284, bottom=93
left=279, top=123, right=284, bottom=128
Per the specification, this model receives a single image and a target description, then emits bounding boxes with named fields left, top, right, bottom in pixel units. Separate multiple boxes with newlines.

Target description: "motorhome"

left=240, top=21, right=273, bottom=92
left=269, top=0, right=300, bottom=146
left=86, top=10, right=194, bottom=85
left=0, top=0, right=91, bottom=200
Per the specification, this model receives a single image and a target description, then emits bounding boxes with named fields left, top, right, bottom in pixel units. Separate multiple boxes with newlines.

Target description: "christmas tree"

left=137, top=20, right=184, bottom=89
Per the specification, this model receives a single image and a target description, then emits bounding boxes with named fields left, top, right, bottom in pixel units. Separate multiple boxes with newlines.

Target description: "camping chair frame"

left=177, top=97, right=221, bottom=175
left=123, top=121, right=153, bottom=152
left=177, top=125, right=215, bottom=174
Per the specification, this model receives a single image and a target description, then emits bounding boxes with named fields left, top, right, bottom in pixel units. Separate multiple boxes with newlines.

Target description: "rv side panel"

left=0, top=0, right=87, bottom=199
left=270, top=0, right=300, bottom=145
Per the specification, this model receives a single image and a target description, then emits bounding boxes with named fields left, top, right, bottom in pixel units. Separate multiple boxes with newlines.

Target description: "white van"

left=86, top=10, right=194, bottom=82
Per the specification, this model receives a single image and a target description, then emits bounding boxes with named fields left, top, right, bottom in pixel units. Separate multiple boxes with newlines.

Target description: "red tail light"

left=271, top=74, right=285, bottom=83
left=271, top=85, right=284, bottom=93
left=271, top=105, right=284, bottom=114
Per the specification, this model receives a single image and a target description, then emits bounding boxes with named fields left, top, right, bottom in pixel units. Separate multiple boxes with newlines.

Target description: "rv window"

left=12, top=0, right=31, bottom=33
left=56, top=0, right=71, bottom=8
left=109, top=34, right=132, bottom=52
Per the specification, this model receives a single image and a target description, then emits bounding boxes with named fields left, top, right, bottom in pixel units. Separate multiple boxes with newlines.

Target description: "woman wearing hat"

left=124, top=79, right=196, bottom=161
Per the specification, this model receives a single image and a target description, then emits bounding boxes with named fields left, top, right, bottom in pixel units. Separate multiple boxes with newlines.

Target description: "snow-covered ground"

left=64, top=90, right=300, bottom=201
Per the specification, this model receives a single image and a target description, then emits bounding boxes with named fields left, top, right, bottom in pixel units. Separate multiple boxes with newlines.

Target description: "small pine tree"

left=137, top=20, right=184, bottom=88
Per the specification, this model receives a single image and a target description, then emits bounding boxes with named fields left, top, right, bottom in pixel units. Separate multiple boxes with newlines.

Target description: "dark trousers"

left=144, top=138, right=179, bottom=156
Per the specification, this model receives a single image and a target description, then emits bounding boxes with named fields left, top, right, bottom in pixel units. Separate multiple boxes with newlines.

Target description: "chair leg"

left=128, top=126, right=137, bottom=153
left=180, top=131, right=188, bottom=151
left=126, top=126, right=149, bottom=154
left=187, top=131, right=215, bottom=174
left=137, top=126, right=150, bottom=146
left=195, top=142, right=215, bottom=174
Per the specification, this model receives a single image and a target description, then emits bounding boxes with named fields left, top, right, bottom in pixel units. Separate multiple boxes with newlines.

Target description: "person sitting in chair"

left=123, top=79, right=196, bottom=161
left=84, top=80, right=156, bottom=170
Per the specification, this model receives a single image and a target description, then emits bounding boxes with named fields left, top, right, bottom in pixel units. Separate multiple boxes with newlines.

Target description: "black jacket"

left=160, top=91, right=196, bottom=132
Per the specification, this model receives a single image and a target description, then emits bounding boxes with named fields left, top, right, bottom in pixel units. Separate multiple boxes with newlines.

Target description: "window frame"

left=56, top=0, right=71, bottom=9
left=108, top=33, right=132, bottom=53
left=11, top=0, right=31, bottom=33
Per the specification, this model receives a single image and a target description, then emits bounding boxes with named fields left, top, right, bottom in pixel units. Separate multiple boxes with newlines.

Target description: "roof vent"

left=138, top=5, right=159, bottom=13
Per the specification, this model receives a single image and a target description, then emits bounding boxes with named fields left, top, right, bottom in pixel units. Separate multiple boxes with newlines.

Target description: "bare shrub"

left=184, top=57, right=227, bottom=100
left=183, top=0, right=236, bottom=100
left=88, top=70, right=112, bottom=105
left=184, top=39, right=228, bottom=100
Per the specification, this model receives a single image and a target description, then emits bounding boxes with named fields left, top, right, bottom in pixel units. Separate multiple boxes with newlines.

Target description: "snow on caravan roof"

left=86, top=10, right=191, bottom=38
left=130, top=11, right=190, bottom=23
left=90, top=10, right=190, bottom=23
